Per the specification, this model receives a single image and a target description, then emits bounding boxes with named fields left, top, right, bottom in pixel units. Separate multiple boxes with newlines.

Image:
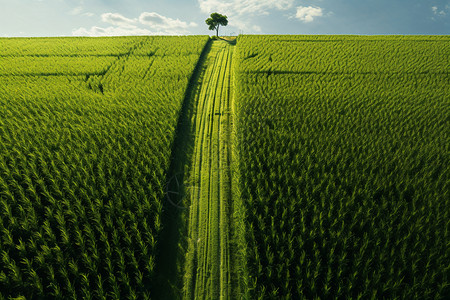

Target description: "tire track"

left=184, top=40, right=235, bottom=300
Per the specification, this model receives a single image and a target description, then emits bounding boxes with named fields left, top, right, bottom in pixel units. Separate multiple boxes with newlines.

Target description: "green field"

left=0, top=36, right=209, bottom=299
left=234, top=35, right=449, bottom=299
left=0, top=35, right=448, bottom=299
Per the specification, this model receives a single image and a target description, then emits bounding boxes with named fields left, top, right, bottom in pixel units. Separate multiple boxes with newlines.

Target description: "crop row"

left=0, top=36, right=209, bottom=299
left=237, top=35, right=449, bottom=74
left=0, top=35, right=208, bottom=58
left=0, top=56, right=117, bottom=76
left=0, top=37, right=143, bottom=57
left=233, top=35, right=449, bottom=299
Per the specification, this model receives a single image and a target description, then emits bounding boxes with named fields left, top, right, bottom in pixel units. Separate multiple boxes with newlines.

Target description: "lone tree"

left=205, top=13, right=228, bottom=37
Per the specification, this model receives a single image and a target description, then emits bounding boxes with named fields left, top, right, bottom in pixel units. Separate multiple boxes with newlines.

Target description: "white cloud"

left=82, top=12, right=94, bottom=17
left=199, top=0, right=233, bottom=14
left=198, top=0, right=294, bottom=32
left=252, top=25, right=262, bottom=32
left=72, top=12, right=197, bottom=36
left=101, top=13, right=137, bottom=28
left=72, top=26, right=152, bottom=37
left=431, top=6, right=447, bottom=16
left=70, top=6, right=83, bottom=15
left=296, top=6, right=323, bottom=23
left=139, top=12, right=197, bottom=34
left=198, top=0, right=293, bottom=15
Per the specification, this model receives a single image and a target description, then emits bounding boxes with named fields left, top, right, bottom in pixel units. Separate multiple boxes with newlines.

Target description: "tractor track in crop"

left=154, top=38, right=236, bottom=300
left=184, top=39, right=235, bottom=300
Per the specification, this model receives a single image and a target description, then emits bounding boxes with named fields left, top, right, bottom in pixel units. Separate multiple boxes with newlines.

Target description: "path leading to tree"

left=183, top=39, right=235, bottom=300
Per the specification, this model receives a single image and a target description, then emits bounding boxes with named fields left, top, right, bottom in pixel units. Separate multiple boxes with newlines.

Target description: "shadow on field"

left=152, top=38, right=213, bottom=300
left=219, top=36, right=237, bottom=45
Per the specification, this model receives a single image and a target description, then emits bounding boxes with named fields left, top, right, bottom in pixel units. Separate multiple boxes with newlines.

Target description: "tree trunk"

left=216, top=25, right=219, bottom=37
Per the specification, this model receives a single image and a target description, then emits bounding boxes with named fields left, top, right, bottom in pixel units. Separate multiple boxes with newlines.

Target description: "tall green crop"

left=0, top=36, right=209, bottom=299
left=234, top=35, right=449, bottom=299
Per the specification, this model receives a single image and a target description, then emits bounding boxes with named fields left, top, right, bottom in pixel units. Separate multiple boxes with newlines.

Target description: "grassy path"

left=183, top=39, right=235, bottom=299
left=152, top=40, right=212, bottom=300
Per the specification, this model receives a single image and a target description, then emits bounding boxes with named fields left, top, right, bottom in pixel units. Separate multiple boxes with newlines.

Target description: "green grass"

left=0, top=36, right=209, bottom=299
left=234, top=35, right=449, bottom=299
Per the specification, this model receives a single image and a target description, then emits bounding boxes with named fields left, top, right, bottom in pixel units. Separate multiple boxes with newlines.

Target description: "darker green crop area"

left=0, top=36, right=209, bottom=299
left=234, top=35, right=449, bottom=299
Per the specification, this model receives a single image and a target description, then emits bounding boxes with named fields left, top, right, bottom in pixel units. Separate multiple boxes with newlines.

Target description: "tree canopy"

left=205, top=13, right=228, bottom=37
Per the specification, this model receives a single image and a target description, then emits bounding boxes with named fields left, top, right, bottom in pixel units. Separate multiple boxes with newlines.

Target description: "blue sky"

left=0, top=0, right=449, bottom=37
